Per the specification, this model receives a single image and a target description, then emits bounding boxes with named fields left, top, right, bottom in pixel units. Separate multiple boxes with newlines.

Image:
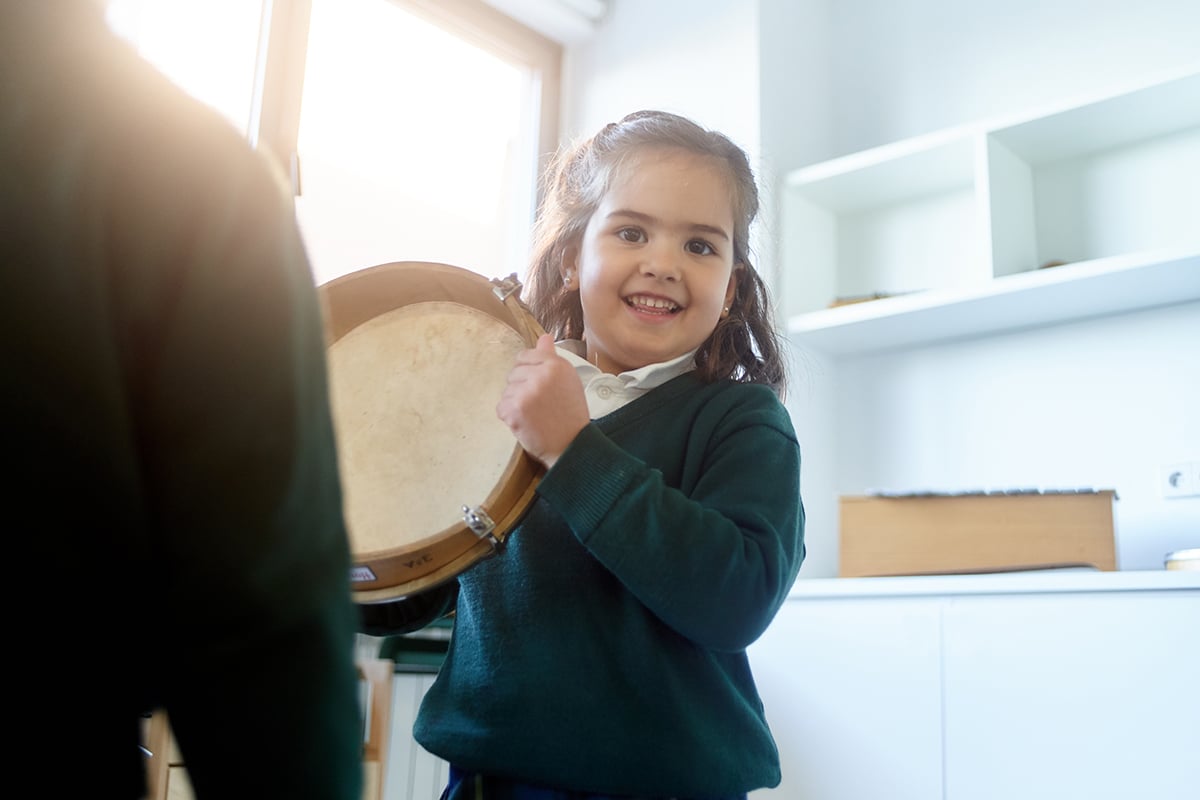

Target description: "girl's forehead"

left=606, top=147, right=735, bottom=207
left=594, top=148, right=734, bottom=234
left=612, top=145, right=727, bottom=183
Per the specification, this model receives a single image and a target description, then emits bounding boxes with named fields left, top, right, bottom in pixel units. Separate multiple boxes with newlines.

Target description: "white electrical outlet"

left=1160, top=461, right=1200, bottom=499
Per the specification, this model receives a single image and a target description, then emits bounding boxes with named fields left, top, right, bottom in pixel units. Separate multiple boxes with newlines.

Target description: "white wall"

left=823, top=0, right=1200, bottom=162
left=560, top=0, right=1200, bottom=578
left=561, top=0, right=760, bottom=149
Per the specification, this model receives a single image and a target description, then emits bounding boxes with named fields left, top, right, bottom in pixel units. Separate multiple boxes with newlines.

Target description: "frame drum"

left=319, top=261, right=545, bottom=606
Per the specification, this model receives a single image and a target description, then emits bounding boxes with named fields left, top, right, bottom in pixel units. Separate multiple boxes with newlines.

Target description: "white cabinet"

left=942, top=591, right=1200, bottom=800
left=748, top=572, right=1200, bottom=800
left=781, top=69, right=1200, bottom=355
left=748, top=597, right=944, bottom=800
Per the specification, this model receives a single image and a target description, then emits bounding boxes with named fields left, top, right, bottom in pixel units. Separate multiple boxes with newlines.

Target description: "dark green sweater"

left=2, top=4, right=362, bottom=798
left=415, top=374, right=805, bottom=797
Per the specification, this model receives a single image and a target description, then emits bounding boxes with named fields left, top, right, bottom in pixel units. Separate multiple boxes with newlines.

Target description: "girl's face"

left=564, top=147, right=739, bottom=375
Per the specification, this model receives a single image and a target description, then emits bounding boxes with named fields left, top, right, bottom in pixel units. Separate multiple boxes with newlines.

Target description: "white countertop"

left=787, top=569, right=1200, bottom=600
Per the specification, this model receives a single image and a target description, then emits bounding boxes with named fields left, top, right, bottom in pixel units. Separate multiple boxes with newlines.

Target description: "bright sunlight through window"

left=105, top=0, right=546, bottom=287
left=296, top=0, right=537, bottom=285
left=105, top=0, right=264, bottom=137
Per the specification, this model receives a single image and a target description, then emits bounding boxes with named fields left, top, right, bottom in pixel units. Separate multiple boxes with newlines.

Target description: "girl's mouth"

left=625, top=294, right=681, bottom=315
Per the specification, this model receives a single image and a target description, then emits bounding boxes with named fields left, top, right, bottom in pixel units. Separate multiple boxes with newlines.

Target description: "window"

left=106, top=0, right=561, bottom=285
left=105, top=0, right=266, bottom=138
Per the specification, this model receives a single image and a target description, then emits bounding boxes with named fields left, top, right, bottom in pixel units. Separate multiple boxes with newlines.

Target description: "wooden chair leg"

left=358, top=659, right=394, bottom=800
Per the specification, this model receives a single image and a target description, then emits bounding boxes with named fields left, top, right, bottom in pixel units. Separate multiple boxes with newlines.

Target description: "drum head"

left=320, top=262, right=544, bottom=602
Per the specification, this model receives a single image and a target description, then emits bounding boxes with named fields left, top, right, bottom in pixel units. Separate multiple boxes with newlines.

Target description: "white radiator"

left=384, top=673, right=449, bottom=800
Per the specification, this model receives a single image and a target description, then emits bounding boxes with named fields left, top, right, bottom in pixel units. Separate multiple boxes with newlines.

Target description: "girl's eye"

left=616, top=227, right=645, bottom=243
left=686, top=239, right=716, bottom=256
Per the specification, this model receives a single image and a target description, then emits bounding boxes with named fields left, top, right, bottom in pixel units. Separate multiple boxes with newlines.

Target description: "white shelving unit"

left=782, top=68, right=1200, bottom=355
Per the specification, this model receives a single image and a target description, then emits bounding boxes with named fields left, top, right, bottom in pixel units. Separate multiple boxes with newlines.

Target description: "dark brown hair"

left=523, top=110, right=787, bottom=396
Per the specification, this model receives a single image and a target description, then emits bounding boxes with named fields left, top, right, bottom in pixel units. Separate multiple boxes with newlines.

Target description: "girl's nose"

left=639, top=244, right=681, bottom=281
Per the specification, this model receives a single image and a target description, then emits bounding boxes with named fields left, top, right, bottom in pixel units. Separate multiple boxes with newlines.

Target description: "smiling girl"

left=414, top=110, right=806, bottom=800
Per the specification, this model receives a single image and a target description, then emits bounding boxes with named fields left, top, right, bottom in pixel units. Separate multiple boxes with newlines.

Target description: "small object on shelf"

left=1165, top=548, right=1200, bottom=571
left=828, top=292, right=897, bottom=308
left=1038, top=259, right=1068, bottom=269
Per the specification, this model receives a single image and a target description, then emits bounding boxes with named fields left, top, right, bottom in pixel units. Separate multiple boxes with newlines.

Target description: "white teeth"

left=627, top=295, right=679, bottom=312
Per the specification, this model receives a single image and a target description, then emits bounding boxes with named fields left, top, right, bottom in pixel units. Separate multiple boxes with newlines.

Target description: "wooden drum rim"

left=319, top=261, right=545, bottom=603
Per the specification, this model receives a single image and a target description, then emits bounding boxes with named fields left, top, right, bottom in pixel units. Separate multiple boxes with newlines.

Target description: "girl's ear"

left=560, top=246, right=580, bottom=290
left=723, top=265, right=741, bottom=313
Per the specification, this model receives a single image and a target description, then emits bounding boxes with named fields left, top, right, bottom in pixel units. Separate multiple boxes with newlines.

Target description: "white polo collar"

left=556, top=339, right=696, bottom=418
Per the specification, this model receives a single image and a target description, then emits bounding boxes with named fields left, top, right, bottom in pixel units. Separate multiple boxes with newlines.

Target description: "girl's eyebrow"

left=607, top=208, right=731, bottom=242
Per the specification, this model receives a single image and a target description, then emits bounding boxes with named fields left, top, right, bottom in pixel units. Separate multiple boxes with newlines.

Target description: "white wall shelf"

left=782, top=68, right=1200, bottom=355
left=788, top=246, right=1200, bottom=355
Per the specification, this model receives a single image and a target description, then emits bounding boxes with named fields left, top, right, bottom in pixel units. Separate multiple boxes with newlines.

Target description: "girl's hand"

left=496, top=334, right=589, bottom=469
